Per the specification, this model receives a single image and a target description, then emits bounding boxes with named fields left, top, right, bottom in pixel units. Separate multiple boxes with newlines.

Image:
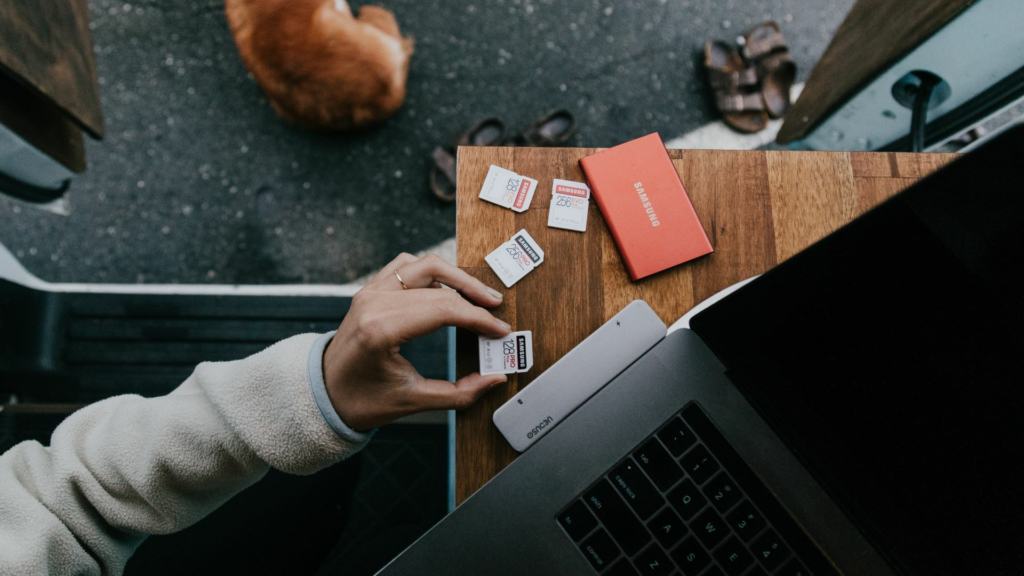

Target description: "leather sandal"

left=739, top=20, right=797, bottom=119
left=431, top=117, right=507, bottom=202
left=704, top=39, right=768, bottom=134
left=513, top=109, right=577, bottom=146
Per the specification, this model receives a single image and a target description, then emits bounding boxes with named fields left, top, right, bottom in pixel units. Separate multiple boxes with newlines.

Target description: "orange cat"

left=225, top=0, right=413, bottom=130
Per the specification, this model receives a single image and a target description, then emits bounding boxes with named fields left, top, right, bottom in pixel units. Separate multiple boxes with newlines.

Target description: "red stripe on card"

left=513, top=179, right=531, bottom=209
left=554, top=184, right=589, bottom=198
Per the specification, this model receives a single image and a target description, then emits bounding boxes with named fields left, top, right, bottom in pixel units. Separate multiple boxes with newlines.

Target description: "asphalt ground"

left=1, top=0, right=852, bottom=284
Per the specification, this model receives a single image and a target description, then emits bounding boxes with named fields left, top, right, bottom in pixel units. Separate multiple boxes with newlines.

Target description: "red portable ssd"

left=580, top=133, right=713, bottom=280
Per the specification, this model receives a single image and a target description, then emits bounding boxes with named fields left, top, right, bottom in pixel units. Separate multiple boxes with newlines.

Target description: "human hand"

left=323, top=253, right=510, bottom=431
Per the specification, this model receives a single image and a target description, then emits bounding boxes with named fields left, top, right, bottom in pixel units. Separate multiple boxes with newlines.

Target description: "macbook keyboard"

left=556, top=402, right=831, bottom=576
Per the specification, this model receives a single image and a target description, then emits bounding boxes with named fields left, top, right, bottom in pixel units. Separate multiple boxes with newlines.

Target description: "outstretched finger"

left=391, top=289, right=511, bottom=342
left=412, top=372, right=508, bottom=411
left=396, top=255, right=503, bottom=306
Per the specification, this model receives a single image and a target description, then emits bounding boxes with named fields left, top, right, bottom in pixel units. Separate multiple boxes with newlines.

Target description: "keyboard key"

left=579, top=528, right=620, bottom=571
left=690, top=507, right=730, bottom=550
left=744, top=567, right=769, bottom=576
left=657, top=416, right=697, bottom=456
left=712, top=536, right=754, bottom=576
left=701, top=566, right=725, bottom=576
left=606, top=558, right=641, bottom=576
left=777, top=558, right=811, bottom=576
left=724, top=500, right=765, bottom=542
left=610, top=457, right=666, bottom=520
left=633, top=544, right=674, bottom=576
left=583, top=479, right=651, bottom=556
left=680, top=444, right=719, bottom=485
left=702, top=472, right=742, bottom=513
left=634, top=438, right=684, bottom=491
left=668, top=536, right=710, bottom=576
left=667, top=479, right=707, bottom=520
left=677, top=403, right=829, bottom=576
left=648, top=507, right=687, bottom=548
left=750, top=529, right=791, bottom=571
left=558, top=500, right=598, bottom=542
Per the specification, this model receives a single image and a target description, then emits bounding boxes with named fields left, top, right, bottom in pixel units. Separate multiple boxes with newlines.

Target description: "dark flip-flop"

left=704, top=39, right=768, bottom=134
left=513, top=109, right=577, bottom=146
left=740, top=20, right=797, bottom=119
left=431, top=117, right=507, bottom=202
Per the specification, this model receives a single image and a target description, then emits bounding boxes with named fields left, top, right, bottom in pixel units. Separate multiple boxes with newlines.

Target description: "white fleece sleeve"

left=0, top=333, right=369, bottom=576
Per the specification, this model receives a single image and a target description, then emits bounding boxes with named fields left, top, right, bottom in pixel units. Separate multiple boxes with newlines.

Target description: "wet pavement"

left=1, top=0, right=852, bottom=284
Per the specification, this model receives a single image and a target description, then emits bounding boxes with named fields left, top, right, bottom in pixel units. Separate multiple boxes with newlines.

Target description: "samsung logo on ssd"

left=634, top=181, right=661, bottom=228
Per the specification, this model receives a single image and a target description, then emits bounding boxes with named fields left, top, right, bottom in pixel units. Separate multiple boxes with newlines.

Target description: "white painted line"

left=1, top=234, right=460, bottom=297
left=1, top=240, right=362, bottom=296
left=40, top=283, right=362, bottom=297
left=2, top=235, right=457, bottom=297
left=665, top=83, right=804, bottom=150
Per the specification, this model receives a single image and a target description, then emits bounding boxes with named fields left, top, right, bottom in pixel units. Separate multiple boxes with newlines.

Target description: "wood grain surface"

left=455, top=146, right=954, bottom=503
left=777, top=0, right=974, bottom=143
left=0, top=0, right=104, bottom=137
left=0, top=67, right=86, bottom=173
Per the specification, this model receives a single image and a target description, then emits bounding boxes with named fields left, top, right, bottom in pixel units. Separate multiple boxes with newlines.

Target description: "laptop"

left=378, top=125, right=1024, bottom=576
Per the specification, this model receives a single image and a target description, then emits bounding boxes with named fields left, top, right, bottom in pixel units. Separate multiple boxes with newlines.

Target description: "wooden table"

left=0, top=0, right=104, bottom=173
left=454, top=146, right=954, bottom=503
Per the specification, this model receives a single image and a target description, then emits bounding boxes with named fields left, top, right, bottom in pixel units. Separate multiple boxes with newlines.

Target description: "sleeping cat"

left=225, top=0, right=413, bottom=130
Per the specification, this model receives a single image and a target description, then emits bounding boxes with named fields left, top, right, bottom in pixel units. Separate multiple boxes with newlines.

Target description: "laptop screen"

left=690, top=126, right=1024, bottom=575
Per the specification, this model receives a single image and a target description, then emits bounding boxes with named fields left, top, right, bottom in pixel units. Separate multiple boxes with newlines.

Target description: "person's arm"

left=0, top=253, right=510, bottom=576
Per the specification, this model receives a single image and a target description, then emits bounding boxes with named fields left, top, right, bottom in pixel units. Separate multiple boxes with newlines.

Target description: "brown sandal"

left=513, top=109, right=577, bottom=146
left=740, top=21, right=797, bottom=119
left=430, top=117, right=507, bottom=202
left=704, top=39, right=768, bottom=134
left=430, top=147, right=458, bottom=203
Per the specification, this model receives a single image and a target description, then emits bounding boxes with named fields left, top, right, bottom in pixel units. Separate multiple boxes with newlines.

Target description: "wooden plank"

left=849, top=153, right=895, bottom=178
left=767, top=151, right=858, bottom=262
left=455, top=148, right=956, bottom=502
left=777, top=0, right=975, bottom=144
left=0, top=70, right=85, bottom=173
left=0, top=0, right=104, bottom=138
left=599, top=210, right=645, bottom=320
left=892, top=152, right=953, bottom=178
left=679, top=150, right=776, bottom=303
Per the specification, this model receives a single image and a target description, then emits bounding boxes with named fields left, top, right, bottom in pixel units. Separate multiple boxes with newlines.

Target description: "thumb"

left=413, top=372, right=508, bottom=411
